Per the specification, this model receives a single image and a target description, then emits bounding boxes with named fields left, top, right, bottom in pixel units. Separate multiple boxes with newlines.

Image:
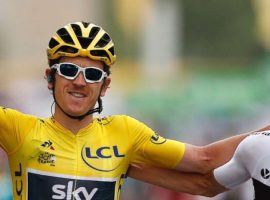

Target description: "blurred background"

left=1, top=0, right=270, bottom=199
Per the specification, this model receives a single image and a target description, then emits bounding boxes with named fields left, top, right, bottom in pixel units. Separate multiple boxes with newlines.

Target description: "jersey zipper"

left=72, top=135, right=79, bottom=200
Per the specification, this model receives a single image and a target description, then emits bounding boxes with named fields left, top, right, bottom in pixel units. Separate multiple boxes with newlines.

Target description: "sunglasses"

left=51, top=63, right=107, bottom=83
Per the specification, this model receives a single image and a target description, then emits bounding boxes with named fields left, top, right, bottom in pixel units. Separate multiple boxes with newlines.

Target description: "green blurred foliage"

left=106, top=0, right=262, bottom=63
left=182, top=0, right=261, bottom=60
left=126, top=56, right=270, bottom=125
left=104, top=1, right=140, bottom=61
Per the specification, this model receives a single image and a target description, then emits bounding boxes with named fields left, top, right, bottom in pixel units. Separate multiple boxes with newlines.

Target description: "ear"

left=100, top=77, right=111, bottom=97
left=45, top=68, right=54, bottom=90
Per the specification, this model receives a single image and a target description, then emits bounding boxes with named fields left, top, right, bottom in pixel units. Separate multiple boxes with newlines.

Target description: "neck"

left=54, top=106, right=93, bottom=134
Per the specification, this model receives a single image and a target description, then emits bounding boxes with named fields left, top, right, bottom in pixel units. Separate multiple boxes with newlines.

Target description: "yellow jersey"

left=0, top=106, right=185, bottom=200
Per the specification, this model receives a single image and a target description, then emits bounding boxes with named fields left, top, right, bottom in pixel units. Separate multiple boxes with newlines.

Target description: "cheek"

left=53, top=79, right=68, bottom=96
left=88, top=85, right=103, bottom=100
left=89, top=85, right=101, bottom=97
left=53, top=84, right=63, bottom=102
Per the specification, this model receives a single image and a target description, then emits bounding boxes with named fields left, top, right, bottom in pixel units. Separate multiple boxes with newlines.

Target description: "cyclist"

left=129, top=128, right=270, bottom=199
left=0, top=21, right=248, bottom=200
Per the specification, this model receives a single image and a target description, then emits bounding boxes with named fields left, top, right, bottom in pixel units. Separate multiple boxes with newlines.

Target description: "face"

left=46, top=57, right=111, bottom=117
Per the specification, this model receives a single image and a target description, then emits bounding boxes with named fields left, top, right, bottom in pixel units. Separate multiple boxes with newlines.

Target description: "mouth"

left=68, top=91, right=87, bottom=98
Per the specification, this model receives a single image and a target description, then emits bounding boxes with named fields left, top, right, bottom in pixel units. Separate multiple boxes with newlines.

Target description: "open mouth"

left=68, top=92, right=87, bottom=98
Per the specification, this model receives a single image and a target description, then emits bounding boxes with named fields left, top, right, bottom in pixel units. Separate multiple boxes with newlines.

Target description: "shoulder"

left=0, top=106, right=20, bottom=116
left=235, top=131, right=270, bottom=162
left=96, top=115, right=152, bottom=137
left=96, top=115, right=143, bottom=126
left=241, top=131, right=270, bottom=148
left=0, top=106, right=38, bottom=121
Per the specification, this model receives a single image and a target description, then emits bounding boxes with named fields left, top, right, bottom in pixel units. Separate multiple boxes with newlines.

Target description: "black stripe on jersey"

left=252, top=178, right=270, bottom=200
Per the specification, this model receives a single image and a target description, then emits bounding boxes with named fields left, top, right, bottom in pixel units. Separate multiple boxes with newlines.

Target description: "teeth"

left=70, top=92, right=84, bottom=97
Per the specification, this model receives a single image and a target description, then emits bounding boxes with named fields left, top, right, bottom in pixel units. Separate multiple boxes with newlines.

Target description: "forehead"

left=59, top=57, right=104, bottom=69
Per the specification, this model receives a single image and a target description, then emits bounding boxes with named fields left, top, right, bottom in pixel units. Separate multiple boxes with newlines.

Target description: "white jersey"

left=214, top=131, right=270, bottom=200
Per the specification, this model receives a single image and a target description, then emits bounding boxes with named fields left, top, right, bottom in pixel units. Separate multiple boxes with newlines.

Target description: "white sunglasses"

left=51, top=63, right=107, bottom=83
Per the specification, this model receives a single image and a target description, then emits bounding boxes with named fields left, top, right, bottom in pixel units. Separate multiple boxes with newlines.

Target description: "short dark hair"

left=103, top=64, right=111, bottom=76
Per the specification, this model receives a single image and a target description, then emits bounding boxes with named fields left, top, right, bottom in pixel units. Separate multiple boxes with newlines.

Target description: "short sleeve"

left=125, top=116, right=185, bottom=169
left=0, top=107, right=37, bottom=154
left=214, top=135, right=254, bottom=189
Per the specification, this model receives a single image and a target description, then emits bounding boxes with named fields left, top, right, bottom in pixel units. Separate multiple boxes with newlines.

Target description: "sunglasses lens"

left=59, top=64, right=78, bottom=78
left=85, top=68, right=103, bottom=81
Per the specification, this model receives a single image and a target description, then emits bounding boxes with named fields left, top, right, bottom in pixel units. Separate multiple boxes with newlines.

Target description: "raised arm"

left=176, top=132, right=248, bottom=173
left=128, top=164, right=226, bottom=197
left=129, top=131, right=260, bottom=197
left=176, top=125, right=270, bottom=173
left=0, top=107, right=37, bottom=153
left=127, top=133, right=247, bottom=197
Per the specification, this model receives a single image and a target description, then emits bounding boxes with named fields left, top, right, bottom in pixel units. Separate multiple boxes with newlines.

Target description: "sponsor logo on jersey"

left=1, top=106, right=7, bottom=113
left=38, top=152, right=56, bottom=166
left=41, top=140, right=55, bottom=150
left=38, top=140, right=56, bottom=166
left=96, top=116, right=113, bottom=125
left=81, top=145, right=125, bottom=172
left=261, top=168, right=270, bottom=179
left=15, top=163, right=23, bottom=199
left=38, top=118, right=45, bottom=123
left=254, top=131, right=270, bottom=136
left=27, top=169, right=116, bottom=200
left=150, top=132, right=167, bottom=144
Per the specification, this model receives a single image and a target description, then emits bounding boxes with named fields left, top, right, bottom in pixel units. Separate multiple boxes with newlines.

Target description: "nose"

left=73, top=72, right=87, bottom=86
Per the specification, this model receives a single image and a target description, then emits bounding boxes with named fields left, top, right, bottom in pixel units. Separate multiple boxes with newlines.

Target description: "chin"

left=66, top=106, right=89, bottom=116
left=71, top=110, right=88, bottom=116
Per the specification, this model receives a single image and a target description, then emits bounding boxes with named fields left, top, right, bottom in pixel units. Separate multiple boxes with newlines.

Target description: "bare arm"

left=177, top=132, right=248, bottom=173
left=129, top=129, right=265, bottom=196
left=128, top=164, right=227, bottom=197
left=128, top=134, right=246, bottom=197
left=177, top=125, right=270, bottom=173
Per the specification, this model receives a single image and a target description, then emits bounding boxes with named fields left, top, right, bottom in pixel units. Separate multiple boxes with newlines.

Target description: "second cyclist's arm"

left=128, top=164, right=227, bottom=197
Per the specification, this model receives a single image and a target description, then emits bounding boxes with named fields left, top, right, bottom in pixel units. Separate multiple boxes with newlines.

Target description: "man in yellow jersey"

left=0, top=21, right=248, bottom=200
